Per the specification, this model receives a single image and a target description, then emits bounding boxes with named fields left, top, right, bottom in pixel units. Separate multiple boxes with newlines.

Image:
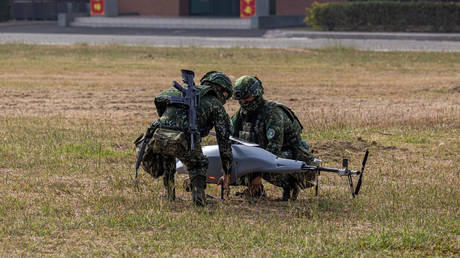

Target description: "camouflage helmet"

left=233, top=75, right=264, bottom=100
left=200, top=71, right=233, bottom=99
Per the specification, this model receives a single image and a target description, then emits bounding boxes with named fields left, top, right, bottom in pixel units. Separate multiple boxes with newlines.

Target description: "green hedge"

left=0, top=0, right=9, bottom=22
left=305, top=1, right=460, bottom=32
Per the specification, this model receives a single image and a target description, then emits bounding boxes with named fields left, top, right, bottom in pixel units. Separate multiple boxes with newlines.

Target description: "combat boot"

left=191, top=176, right=206, bottom=207
left=247, top=176, right=265, bottom=200
left=280, top=185, right=300, bottom=201
left=281, top=187, right=291, bottom=201
left=290, top=185, right=300, bottom=201
left=163, top=173, right=176, bottom=201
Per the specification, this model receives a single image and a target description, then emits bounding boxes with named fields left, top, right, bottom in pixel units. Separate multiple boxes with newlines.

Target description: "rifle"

left=169, top=69, right=200, bottom=150
left=134, top=125, right=155, bottom=180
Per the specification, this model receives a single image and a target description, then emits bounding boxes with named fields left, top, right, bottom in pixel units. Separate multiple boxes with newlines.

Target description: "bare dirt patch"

left=1, top=46, right=460, bottom=131
left=2, top=75, right=459, bottom=131
left=450, top=85, right=460, bottom=93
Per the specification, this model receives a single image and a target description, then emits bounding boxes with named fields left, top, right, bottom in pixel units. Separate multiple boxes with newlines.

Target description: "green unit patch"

left=267, top=128, right=275, bottom=140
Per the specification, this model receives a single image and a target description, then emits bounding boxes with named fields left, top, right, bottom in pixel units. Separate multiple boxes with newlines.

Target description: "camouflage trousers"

left=136, top=127, right=209, bottom=187
left=149, top=128, right=209, bottom=185
left=147, top=148, right=209, bottom=193
left=156, top=145, right=209, bottom=183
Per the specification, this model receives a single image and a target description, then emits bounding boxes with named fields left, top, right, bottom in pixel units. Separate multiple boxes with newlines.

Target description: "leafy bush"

left=305, top=1, right=460, bottom=32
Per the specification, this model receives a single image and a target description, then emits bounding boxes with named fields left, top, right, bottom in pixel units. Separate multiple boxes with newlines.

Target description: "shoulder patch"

left=267, top=128, right=276, bottom=140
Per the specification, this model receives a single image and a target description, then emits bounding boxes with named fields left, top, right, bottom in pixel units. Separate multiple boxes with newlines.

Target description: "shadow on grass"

left=157, top=194, right=349, bottom=222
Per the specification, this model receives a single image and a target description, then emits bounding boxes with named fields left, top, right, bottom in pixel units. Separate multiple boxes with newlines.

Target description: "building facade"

left=118, top=0, right=319, bottom=17
left=8, top=0, right=341, bottom=28
left=9, top=0, right=324, bottom=20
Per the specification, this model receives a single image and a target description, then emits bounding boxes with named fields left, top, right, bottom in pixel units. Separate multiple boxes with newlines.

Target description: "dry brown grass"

left=1, top=45, right=459, bottom=131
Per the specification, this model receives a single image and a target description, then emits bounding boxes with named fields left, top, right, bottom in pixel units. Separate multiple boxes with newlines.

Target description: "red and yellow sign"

left=240, top=0, right=256, bottom=18
left=90, top=0, right=105, bottom=16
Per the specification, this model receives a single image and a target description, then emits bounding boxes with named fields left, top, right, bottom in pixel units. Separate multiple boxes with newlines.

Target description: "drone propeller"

left=354, top=149, right=369, bottom=195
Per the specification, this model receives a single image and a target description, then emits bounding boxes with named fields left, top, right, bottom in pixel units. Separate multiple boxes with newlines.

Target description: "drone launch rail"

left=305, top=150, right=369, bottom=198
left=302, top=165, right=361, bottom=176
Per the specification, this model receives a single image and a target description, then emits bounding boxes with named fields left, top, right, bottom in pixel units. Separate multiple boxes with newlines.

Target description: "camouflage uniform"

left=135, top=71, right=233, bottom=206
left=231, top=75, right=315, bottom=201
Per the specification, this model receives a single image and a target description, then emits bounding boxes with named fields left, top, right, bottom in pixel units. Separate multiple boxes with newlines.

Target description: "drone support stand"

left=311, top=149, right=369, bottom=198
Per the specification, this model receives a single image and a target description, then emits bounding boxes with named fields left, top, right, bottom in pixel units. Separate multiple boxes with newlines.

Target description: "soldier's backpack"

left=151, top=127, right=188, bottom=156
left=265, top=101, right=303, bottom=130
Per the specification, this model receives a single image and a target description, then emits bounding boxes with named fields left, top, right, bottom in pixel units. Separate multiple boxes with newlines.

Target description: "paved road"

left=1, top=22, right=460, bottom=52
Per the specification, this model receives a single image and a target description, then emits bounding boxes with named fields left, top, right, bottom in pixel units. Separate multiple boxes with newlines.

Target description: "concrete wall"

left=276, top=0, right=344, bottom=15
left=119, top=0, right=188, bottom=16
left=251, top=15, right=306, bottom=29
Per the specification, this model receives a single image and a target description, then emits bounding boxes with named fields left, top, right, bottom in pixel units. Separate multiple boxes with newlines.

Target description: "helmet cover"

left=200, top=71, right=233, bottom=99
left=233, top=75, right=264, bottom=100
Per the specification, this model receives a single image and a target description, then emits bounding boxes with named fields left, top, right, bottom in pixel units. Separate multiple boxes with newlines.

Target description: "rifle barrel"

left=135, top=127, right=151, bottom=178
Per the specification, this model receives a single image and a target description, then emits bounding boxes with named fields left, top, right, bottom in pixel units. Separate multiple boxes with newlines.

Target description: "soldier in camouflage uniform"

left=135, top=71, right=233, bottom=206
left=231, top=75, right=316, bottom=201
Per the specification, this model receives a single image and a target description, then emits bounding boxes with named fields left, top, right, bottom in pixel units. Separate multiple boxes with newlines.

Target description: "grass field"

left=0, top=44, right=459, bottom=256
